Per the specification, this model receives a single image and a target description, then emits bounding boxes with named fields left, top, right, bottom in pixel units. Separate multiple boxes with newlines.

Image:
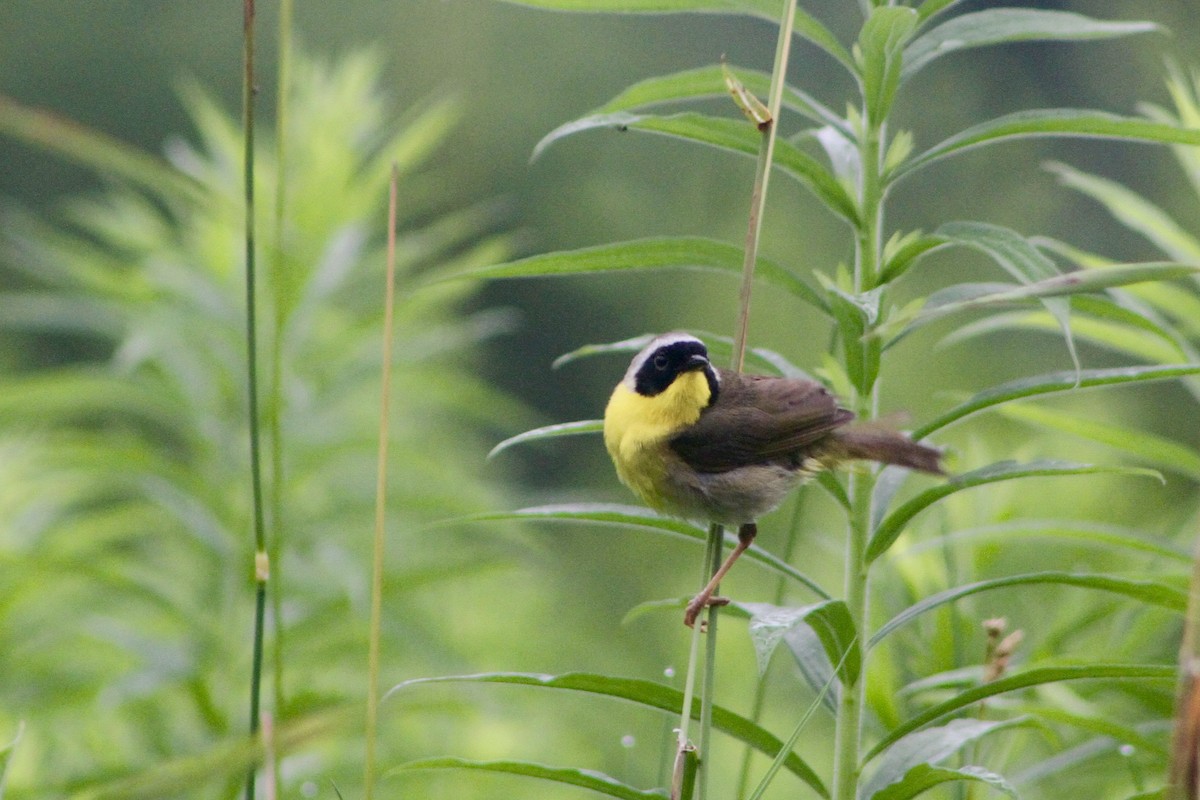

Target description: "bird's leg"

left=683, top=522, right=757, bottom=628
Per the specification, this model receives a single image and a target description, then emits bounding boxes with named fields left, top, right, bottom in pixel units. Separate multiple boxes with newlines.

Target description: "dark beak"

left=685, top=354, right=710, bottom=371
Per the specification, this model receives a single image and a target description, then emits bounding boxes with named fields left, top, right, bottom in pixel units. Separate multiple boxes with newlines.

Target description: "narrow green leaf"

left=903, top=10, right=1159, bottom=81
left=0, top=94, right=203, bottom=201
left=857, top=7, right=919, bottom=122
left=488, top=420, right=603, bottom=460
left=784, top=622, right=841, bottom=713
left=436, top=236, right=826, bottom=308
left=68, top=711, right=348, bottom=800
left=866, top=460, right=1161, bottom=563
left=461, top=504, right=831, bottom=599
left=897, top=109, right=1200, bottom=181
left=915, top=364, right=1200, bottom=438
left=496, top=0, right=779, bottom=19
left=925, top=220, right=1080, bottom=370
left=878, top=232, right=948, bottom=283
left=0, top=723, right=23, bottom=800
left=880, top=262, right=1200, bottom=344
left=533, top=113, right=858, bottom=223
left=792, top=6, right=856, bottom=72
left=915, top=0, right=964, bottom=24
left=390, top=757, right=668, bottom=800
left=868, top=764, right=1017, bottom=800
left=590, top=65, right=847, bottom=131
left=860, top=718, right=1027, bottom=800
left=998, top=403, right=1200, bottom=481
left=553, top=332, right=817, bottom=376
left=739, top=600, right=861, bottom=685
left=898, top=519, right=1190, bottom=564
left=870, top=571, right=1186, bottom=648
left=386, top=672, right=829, bottom=797
left=936, top=221, right=1059, bottom=279
left=864, top=664, right=1175, bottom=763
left=553, top=335, right=658, bottom=368
left=939, top=310, right=1188, bottom=367
left=1013, top=705, right=1167, bottom=755
left=1047, top=161, right=1200, bottom=262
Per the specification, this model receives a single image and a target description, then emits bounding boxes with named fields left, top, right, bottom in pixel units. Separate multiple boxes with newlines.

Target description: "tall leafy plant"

left=0, top=51, right=514, bottom=797
left=392, top=3, right=1200, bottom=800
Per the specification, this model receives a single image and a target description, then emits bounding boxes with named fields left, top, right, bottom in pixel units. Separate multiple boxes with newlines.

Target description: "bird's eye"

left=653, top=354, right=669, bottom=370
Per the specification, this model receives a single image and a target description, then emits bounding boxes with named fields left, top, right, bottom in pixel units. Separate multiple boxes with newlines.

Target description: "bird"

left=602, top=332, right=943, bottom=627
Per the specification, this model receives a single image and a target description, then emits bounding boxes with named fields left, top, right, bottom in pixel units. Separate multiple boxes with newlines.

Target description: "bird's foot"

left=684, top=592, right=732, bottom=628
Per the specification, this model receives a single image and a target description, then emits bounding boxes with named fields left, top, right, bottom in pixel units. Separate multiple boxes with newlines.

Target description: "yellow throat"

left=603, top=369, right=713, bottom=509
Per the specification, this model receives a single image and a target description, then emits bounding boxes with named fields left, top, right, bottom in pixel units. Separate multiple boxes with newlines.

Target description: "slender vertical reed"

left=240, top=1, right=269, bottom=798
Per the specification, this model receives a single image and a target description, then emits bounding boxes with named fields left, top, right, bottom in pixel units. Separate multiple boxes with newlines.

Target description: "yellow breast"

left=603, top=371, right=712, bottom=510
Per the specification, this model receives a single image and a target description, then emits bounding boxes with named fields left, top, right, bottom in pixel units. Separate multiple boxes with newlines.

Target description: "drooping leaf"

left=487, top=420, right=603, bottom=460
left=914, top=364, right=1200, bottom=438
left=903, top=10, right=1158, bottom=81
left=866, top=460, right=1162, bottom=563
left=437, top=235, right=826, bottom=309
left=865, top=664, right=1175, bottom=762
left=870, top=571, right=1186, bottom=648
left=533, top=113, right=858, bottom=223
left=386, top=671, right=829, bottom=797
left=460, top=504, right=831, bottom=599
left=860, top=717, right=1028, bottom=800
left=390, top=757, right=668, bottom=800
left=738, top=600, right=861, bottom=685
left=896, top=109, right=1200, bottom=181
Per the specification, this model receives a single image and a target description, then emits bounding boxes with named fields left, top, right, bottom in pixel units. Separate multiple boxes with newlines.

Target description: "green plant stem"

left=267, top=6, right=292, bottom=799
left=674, top=529, right=719, bottom=800
left=364, top=164, right=400, bottom=800
left=831, top=91, right=887, bottom=800
left=241, top=2, right=268, bottom=799
left=696, top=528, right=724, bottom=800
left=734, top=496, right=805, bottom=799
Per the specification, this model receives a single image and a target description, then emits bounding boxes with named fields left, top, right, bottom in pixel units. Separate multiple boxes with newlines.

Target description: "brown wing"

left=670, top=369, right=854, bottom=473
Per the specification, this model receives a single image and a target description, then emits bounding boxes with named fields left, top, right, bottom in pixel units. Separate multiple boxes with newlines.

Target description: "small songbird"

left=603, top=332, right=943, bottom=626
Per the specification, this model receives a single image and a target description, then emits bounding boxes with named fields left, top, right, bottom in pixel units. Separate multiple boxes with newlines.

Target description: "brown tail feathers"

left=832, top=425, right=944, bottom=474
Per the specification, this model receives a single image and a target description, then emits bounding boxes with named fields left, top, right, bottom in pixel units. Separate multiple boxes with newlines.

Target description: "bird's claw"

left=683, top=594, right=731, bottom=628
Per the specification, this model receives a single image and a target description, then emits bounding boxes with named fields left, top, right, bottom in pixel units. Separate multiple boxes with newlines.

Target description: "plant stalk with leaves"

left=419, top=2, right=1200, bottom=800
